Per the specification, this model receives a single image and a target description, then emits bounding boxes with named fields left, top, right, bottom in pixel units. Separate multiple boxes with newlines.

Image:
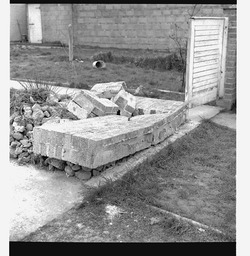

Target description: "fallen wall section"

left=33, top=100, right=187, bottom=169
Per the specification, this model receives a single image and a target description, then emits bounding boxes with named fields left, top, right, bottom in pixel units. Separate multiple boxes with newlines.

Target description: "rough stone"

left=49, top=158, right=65, bottom=170
left=75, top=170, right=92, bottom=180
left=67, top=101, right=88, bottom=119
left=71, top=164, right=81, bottom=171
left=66, top=161, right=74, bottom=167
left=64, top=165, right=75, bottom=177
left=26, top=123, right=33, bottom=131
left=32, top=109, right=44, bottom=122
left=12, top=121, right=25, bottom=133
left=18, top=155, right=31, bottom=163
left=48, top=164, right=55, bottom=172
left=10, top=141, right=21, bottom=148
left=14, top=116, right=22, bottom=123
left=91, top=81, right=127, bottom=99
left=26, top=131, right=33, bottom=139
left=48, top=107, right=60, bottom=117
left=13, top=132, right=24, bottom=141
left=10, top=112, right=20, bottom=125
left=112, top=90, right=136, bottom=117
left=81, top=166, right=92, bottom=172
left=92, top=169, right=101, bottom=176
left=20, top=139, right=31, bottom=148
left=32, top=104, right=41, bottom=111
left=23, top=105, right=33, bottom=118
left=15, top=147, right=24, bottom=155
left=44, top=157, right=51, bottom=166
left=18, top=151, right=29, bottom=159
left=10, top=148, right=18, bottom=158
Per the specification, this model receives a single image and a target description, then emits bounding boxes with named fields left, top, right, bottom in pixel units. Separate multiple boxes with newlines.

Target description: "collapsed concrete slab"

left=33, top=99, right=187, bottom=169
left=68, top=90, right=119, bottom=117
left=91, top=81, right=127, bottom=99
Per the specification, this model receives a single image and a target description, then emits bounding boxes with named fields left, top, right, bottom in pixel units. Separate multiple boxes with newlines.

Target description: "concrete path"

left=9, top=160, right=84, bottom=241
left=9, top=80, right=236, bottom=240
left=211, top=112, right=236, bottom=130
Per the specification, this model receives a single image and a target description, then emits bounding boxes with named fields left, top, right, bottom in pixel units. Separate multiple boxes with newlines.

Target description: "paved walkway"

left=211, top=112, right=236, bottom=130
left=9, top=160, right=84, bottom=241
left=9, top=80, right=236, bottom=241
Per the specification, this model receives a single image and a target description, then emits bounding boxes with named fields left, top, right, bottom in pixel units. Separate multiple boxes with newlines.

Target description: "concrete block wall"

left=222, top=5, right=237, bottom=110
left=40, top=4, right=72, bottom=44
left=10, top=4, right=28, bottom=41
left=39, top=4, right=228, bottom=50
left=72, top=4, right=226, bottom=50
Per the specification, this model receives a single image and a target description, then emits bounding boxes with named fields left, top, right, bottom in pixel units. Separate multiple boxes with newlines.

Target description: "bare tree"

left=169, top=4, right=202, bottom=92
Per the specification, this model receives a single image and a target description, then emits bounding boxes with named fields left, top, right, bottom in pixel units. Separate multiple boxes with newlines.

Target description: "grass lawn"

left=10, top=44, right=184, bottom=100
left=21, top=119, right=236, bottom=242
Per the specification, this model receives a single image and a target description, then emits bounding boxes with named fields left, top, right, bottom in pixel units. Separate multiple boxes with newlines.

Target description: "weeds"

left=10, top=78, right=69, bottom=115
left=91, top=51, right=183, bottom=72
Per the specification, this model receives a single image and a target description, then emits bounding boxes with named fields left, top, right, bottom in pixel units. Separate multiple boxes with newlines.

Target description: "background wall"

left=40, top=4, right=228, bottom=50
left=72, top=4, right=225, bottom=50
left=40, top=4, right=72, bottom=44
left=10, top=4, right=28, bottom=41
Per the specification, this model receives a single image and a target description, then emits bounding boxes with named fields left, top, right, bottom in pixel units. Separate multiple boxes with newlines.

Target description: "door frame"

left=185, top=17, right=229, bottom=108
left=27, top=4, right=43, bottom=43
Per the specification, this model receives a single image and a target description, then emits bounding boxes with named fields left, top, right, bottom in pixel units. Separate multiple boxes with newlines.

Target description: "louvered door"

left=185, top=17, right=228, bottom=107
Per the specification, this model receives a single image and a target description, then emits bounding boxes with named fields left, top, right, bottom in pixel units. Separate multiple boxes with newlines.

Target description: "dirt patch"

left=21, top=120, right=236, bottom=242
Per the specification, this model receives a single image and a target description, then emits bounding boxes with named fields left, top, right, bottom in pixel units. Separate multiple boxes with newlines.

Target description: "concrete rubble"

left=90, top=81, right=126, bottom=99
left=10, top=81, right=188, bottom=181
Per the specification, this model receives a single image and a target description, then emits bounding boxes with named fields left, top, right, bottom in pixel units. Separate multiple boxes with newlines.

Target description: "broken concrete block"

left=91, top=81, right=127, bottom=98
left=67, top=101, right=88, bottom=119
left=73, top=90, right=119, bottom=116
left=120, top=109, right=131, bottom=118
left=112, top=90, right=136, bottom=117
left=72, top=91, right=95, bottom=114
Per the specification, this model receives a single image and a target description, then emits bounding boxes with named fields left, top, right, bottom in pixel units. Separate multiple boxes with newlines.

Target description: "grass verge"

left=21, top=119, right=236, bottom=242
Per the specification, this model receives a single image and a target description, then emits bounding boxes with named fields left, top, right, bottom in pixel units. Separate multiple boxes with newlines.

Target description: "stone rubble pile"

left=9, top=92, right=76, bottom=164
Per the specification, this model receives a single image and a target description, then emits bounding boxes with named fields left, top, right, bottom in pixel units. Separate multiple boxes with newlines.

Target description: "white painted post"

left=68, top=24, right=73, bottom=61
